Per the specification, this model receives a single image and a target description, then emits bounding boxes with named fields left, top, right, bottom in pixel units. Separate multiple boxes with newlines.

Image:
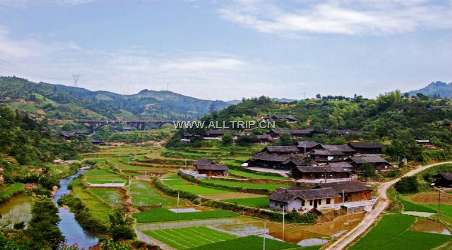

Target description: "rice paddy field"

left=83, top=168, right=126, bottom=184
left=161, top=174, right=233, bottom=196
left=229, top=169, right=287, bottom=180
left=134, top=208, right=238, bottom=223
left=144, top=226, right=237, bottom=249
left=190, top=235, right=301, bottom=250
left=223, top=197, right=270, bottom=208
left=88, top=188, right=123, bottom=207
left=351, top=214, right=451, bottom=250
left=201, top=178, right=289, bottom=191
left=130, top=180, right=177, bottom=207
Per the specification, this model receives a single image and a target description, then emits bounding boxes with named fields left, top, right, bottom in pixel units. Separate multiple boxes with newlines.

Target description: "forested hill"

left=179, top=93, right=451, bottom=161
left=0, top=76, right=230, bottom=120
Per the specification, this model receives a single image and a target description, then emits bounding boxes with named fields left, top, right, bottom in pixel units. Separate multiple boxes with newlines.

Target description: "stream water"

left=53, top=167, right=99, bottom=249
left=0, top=168, right=99, bottom=249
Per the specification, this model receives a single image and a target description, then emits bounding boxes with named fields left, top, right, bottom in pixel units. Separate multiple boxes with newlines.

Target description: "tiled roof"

left=269, top=187, right=339, bottom=202
left=351, top=154, right=388, bottom=164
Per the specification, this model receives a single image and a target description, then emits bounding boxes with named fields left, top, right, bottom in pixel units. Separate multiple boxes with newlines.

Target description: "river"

left=53, top=167, right=99, bottom=249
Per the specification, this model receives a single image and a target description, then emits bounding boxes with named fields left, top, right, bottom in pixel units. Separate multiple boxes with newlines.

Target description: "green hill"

left=0, top=76, right=230, bottom=120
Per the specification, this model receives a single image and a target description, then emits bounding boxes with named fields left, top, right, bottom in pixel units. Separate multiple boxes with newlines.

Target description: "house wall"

left=334, top=190, right=372, bottom=203
left=270, top=198, right=336, bottom=212
left=197, top=170, right=227, bottom=176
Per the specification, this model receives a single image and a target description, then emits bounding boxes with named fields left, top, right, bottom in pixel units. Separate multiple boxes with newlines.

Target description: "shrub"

left=395, top=176, right=419, bottom=194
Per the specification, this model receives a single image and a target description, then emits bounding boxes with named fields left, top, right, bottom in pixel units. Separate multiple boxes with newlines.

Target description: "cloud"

left=219, top=0, right=452, bottom=35
left=0, top=24, right=299, bottom=100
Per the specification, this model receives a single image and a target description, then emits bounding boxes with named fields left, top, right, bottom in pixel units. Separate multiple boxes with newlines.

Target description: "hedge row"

left=154, top=177, right=316, bottom=224
left=58, top=194, right=108, bottom=234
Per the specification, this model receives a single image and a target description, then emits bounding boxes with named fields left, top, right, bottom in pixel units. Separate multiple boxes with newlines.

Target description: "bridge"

left=75, top=120, right=176, bottom=131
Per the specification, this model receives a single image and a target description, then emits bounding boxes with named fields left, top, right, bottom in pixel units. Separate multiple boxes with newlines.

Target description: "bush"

left=395, top=176, right=419, bottom=194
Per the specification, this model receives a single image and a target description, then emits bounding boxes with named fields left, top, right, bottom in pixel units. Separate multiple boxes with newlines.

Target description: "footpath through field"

left=325, top=161, right=452, bottom=250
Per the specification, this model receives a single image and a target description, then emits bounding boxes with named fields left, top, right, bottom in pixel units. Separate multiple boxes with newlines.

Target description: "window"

left=326, top=198, right=331, bottom=204
left=309, top=200, right=313, bottom=206
left=302, top=200, right=305, bottom=206
left=318, top=199, right=322, bottom=205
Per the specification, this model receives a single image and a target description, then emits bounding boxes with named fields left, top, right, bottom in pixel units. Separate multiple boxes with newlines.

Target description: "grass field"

left=201, top=179, right=288, bottom=191
left=84, top=168, right=126, bottom=184
left=223, top=197, right=269, bottom=208
left=400, top=198, right=437, bottom=213
left=88, top=188, right=123, bottom=207
left=229, top=169, right=286, bottom=180
left=134, top=208, right=238, bottom=223
left=130, top=180, right=176, bottom=207
left=0, top=183, right=25, bottom=203
left=190, top=235, right=301, bottom=250
left=162, top=174, right=233, bottom=196
left=144, top=226, right=237, bottom=249
left=71, top=180, right=113, bottom=224
left=351, top=214, right=451, bottom=250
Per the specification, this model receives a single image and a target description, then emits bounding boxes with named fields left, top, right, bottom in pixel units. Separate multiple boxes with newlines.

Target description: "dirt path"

left=325, top=161, right=452, bottom=250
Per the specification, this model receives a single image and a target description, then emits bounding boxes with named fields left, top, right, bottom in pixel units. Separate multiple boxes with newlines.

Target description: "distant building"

left=269, top=181, right=373, bottom=213
left=350, top=154, right=391, bottom=171
left=348, top=142, right=383, bottom=154
left=291, top=163, right=355, bottom=183
left=195, top=159, right=228, bottom=176
left=269, top=187, right=339, bottom=211
left=256, top=134, right=273, bottom=143
left=321, top=144, right=356, bottom=156
left=433, top=172, right=452, bottom=188
left=203, top=129, right=227, bottom=140
left=269, top=128, right=315, bottom=138
left=265, top=146, right=300, bottom=154
left=310, top=149, right=346, bottom=162
left=296, top=141, right=323, bottom=153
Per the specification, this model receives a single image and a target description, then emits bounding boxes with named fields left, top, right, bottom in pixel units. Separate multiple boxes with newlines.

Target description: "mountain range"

left=406, top=81, right=452, bottom=98
left=0, top=76, right=231, bottom=120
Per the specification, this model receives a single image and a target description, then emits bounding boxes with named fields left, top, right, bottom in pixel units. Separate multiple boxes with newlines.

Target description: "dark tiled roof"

left=269, top=187, right=338, bottom=202
left=252, top=152, right=291, bottom=162
left=328, top=162, right=354, bottom=169
left=311, top=149, right=345, bottom=156
left=297, top=141, right=321, bottom=149
left=205, top=129, right=226, bottom=136
left=266, top=146, right=299, bottom=154
left=256, top=134, right=273, bottom=141
left=195, top=159, right=228, bottom=171
left=271, top=128, right=314, bottom=136
left=348, top=142, right=383, bottom=149
left=321, top=144, right=355, bottom=153
left=295, top=165, right=352, bottom=173
left=351, top=154, right=388, bottom=164
left=439, top=172, right=452, bottom=181
left=320, top=181, right=372, bottom=193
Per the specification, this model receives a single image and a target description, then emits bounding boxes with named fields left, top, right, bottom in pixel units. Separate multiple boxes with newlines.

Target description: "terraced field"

left=84, top=168, right=126, bottom=184
left=223, top=197, right=270, bottom=208
left=134, top=208, right=238, bottom=223
left=190, top=235, right=301, bottom=250
left=201, top=178, right=289, bottom=191
left=88, top=188, right=123, bottom=207
left=162, top=174, right=232, bottom=196
left=351, top=214, right=451, bottom=250
left=130, top=180, right=177, bottom=207
left=71, top=180, right=113, bottom=224
left=144, top=226, right=237, bottom=249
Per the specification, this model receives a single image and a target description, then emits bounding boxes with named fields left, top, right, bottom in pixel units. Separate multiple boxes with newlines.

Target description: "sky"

left=0, top=0, right=451, bottom=100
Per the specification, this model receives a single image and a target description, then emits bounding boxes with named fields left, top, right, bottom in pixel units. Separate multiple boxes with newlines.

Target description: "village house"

left=265, top=146, right=300, bottom=154
left=268, top=114, right=298, bottom=123
left=321, top=144, right=356, bottom=156
left=296, top=141, right=323, bottom=153
left=291, top=164, right=355, bottom=183
left=203, top=129, right=226, bottom=140
left=415, top=139, right=436, bottom=149
left=348, top=142, right=383, bottom=154
left=269, top=128, right=315, bottom=138
left=194, top=159, right=228, bottom=176
left=310, top=149, right=347, bottom=162
left=433, top=172, right=452, bottom=187
left=350, top=154, right=391, bottom=171
left=256, top=134, right=273, bottom=144
left=269, top=187, right=339, bottom=211
left=269, top=181, right=374, bottom=213
left=247, top=152, right=293, bottom=170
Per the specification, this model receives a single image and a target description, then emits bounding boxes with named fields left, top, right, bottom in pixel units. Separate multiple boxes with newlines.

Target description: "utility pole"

left=282, top=206, right=285, bottom=241
left=262, top=221, right=266, bottom=250
left=72, top=74, right=80, bottom=87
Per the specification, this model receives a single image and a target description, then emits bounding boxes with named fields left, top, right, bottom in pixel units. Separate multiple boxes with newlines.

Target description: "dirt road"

left=325, top=161, right=452, bottom=250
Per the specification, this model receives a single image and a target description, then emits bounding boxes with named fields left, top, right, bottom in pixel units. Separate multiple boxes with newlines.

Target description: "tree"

left=221, top=133, right=233, bottom=145
left=361, top=164, right=376, bottom=179
left=109, top=209, right=134, bottom=241
left=278, top=133, right=292, bottom=145
left=395, top=176, right=419, bottom=194
left=26, top=197, right=64, bottom=249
